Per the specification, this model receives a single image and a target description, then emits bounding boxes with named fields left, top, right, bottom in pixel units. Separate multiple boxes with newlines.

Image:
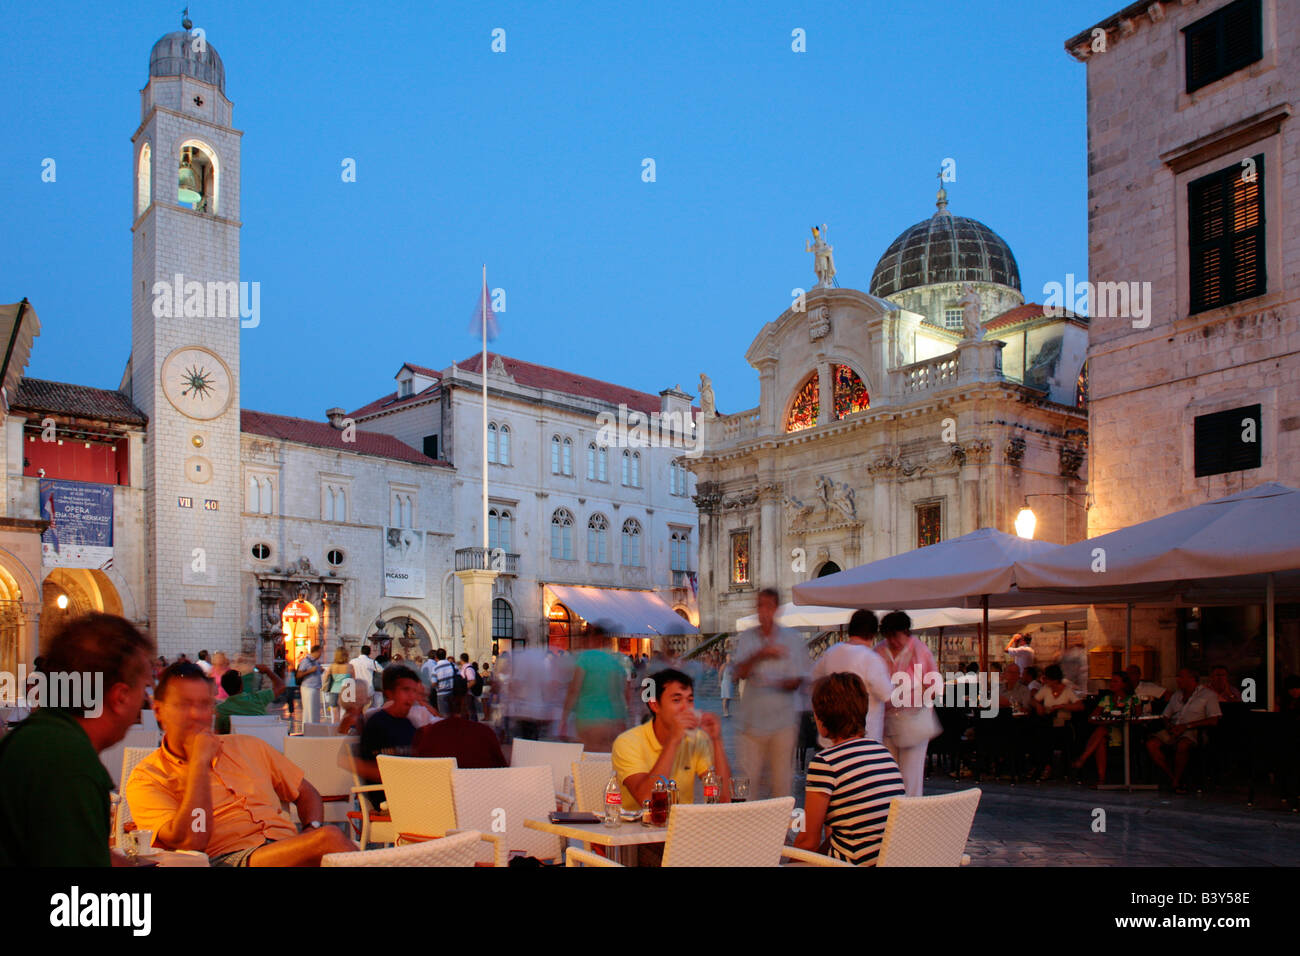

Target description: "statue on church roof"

left=806, top=225, right=836, bottom=289
left=958, top=283, right=985, bottom=341
left=698, top=373, right=716, bottom=418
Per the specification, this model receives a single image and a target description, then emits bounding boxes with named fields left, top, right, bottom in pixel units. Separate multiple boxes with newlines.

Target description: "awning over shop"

left=546, top=584, right=698, bottom=636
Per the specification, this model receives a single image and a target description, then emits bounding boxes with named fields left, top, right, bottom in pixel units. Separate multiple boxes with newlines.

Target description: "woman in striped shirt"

left=793, top=672, right=906, bottom=865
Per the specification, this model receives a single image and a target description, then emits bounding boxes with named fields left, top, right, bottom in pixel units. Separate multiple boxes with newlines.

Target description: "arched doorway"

left=816, top=561, right=842, bottom=578
left=548, top=603, right=572, bottom=651
left=0, top=562, right=25, bottom=684
left=39, top=568, right=125, bottom=650
left=281, top=599, right=319, bottom=671
left=493, top=598, right=516, bottom=656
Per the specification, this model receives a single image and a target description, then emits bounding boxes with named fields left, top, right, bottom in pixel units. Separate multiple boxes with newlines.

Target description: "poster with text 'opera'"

left=383, top=527, right=425, bottom=598
left=40, top=479, right=114, bottom=570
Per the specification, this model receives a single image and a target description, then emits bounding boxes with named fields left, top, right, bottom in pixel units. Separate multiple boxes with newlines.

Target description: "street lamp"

left=1015, top=493, right=1091, bottom=540
left=55, top=593, right=69, bottom=610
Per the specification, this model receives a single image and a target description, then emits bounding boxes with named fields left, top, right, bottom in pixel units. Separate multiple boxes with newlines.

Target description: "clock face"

left=161, top=346, right=233, bottom=421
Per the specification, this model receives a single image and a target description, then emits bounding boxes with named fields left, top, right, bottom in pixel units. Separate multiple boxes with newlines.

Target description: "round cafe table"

left=1092, top=713, right=1162, bottom=791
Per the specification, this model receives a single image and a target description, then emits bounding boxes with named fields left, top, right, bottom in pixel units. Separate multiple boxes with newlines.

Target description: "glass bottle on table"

left=603, top=770, right=622, bottom=827
left=703, top=767, right=720, bottom=804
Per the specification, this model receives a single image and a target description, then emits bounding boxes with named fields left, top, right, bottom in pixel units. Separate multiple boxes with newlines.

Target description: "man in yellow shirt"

left=612, top=668, right=732, bottom=808
left=126, top=661, right=354, bottom=866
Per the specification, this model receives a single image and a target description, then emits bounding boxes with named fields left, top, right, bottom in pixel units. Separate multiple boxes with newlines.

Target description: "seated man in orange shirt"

left=126, top=661, right=355, bottom=866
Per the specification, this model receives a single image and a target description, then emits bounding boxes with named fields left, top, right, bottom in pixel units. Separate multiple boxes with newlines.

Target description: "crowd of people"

left=1, top=601, right=1298, bottom=868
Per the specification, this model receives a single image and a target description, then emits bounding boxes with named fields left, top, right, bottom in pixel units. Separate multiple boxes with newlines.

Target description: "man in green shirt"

left=0, top=613, right=154, bottom=866
left=215, top=664, right=285, bottom=733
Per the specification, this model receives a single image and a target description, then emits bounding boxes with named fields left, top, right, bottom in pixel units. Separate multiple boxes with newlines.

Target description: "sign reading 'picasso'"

left=39, top=479, right=114, bottom=569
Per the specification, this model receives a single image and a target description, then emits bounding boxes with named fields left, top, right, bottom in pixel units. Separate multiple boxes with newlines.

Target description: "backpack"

left=467, top=666, right=482, bottom=697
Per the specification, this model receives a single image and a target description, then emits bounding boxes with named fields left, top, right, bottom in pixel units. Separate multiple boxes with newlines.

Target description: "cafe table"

left=1094, top=713, right=1162, bottom=791
left=524, top=816, right=668, bottom=866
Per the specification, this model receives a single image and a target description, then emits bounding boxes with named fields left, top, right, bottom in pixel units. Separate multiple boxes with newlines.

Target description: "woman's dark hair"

left=811, top=672, right=869, bottom=741
left=1044, top=664, right=1064, bottom=682
left=847, top=610, right=878, bottom=639
left=1025, top=666, right=1040, bottom=680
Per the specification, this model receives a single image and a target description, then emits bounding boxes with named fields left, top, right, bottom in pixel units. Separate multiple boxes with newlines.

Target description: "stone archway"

left=366, top=605, right=438, bottom=659
left=39, top=567, right=127, bottom=651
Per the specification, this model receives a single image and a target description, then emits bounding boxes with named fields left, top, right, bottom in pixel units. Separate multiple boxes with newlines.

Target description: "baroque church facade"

left=692, top=191, right=1091, bottom=635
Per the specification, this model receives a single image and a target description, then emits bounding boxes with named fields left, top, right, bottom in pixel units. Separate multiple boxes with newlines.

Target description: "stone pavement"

left=695, top=675, right=1300, bottom=866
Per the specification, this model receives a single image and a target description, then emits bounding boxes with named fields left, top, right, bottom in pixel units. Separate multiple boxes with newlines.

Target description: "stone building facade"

left=693, top=202, right=1090, bottom=636
left=351, top=353, right=701, bottom=657
left=1066, top=0, right=1300, bottom=685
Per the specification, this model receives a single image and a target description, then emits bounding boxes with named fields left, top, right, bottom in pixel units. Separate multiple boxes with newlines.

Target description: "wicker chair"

left=344, top=743, right=395, bottom=848
left=375, top=755, right=457, bottom=844
left=229, top=718, right=288, bottom=753
left=875, top=788, right=981, bottom=867
left=451, top=765, right=562, bottom=866
left=322, top=829, right=487, bottom=867
left=284, top=736, right=354, bottom=826
left=564, top=797, right=849, bottom=868
left=112, top=745, right=158, bottom=849
left=510, top=739, right=584, bottom=806
left=570, top=758, right=614, bottom=814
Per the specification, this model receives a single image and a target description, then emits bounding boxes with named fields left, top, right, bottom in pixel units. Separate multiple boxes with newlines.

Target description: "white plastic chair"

left=301, top=722, right=335, bottom=737
left=229, top=720, right=287, bottom=753
left=875, top=788, right=981, bottom=867
left=375, top=755, right=458, bottom=844
left=451, top=765, right=562, bottom=866
left=571, top=758, right=614, bottom=814
left=284, top=736, right=354, bottom=826
left=322, top=829, right=487, bottom=867
left=564, top=798, right=849, bottom=868
left=510, top=739, right=583, bottom=804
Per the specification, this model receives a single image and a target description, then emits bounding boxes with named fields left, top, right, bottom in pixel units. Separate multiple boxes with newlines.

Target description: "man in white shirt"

left=1146, top=668, right=1220, bottom=793
left=419, top=654, right=440, bottom=708
left=195, top=650, right=214, bottom=676
left=349, top=645, right=379, bottom=692
left=1005, top=634, right=1034, bottom=672
left=810, top=610, right=892, bottom=744
left=1126, top=665, right=1168, bottom=705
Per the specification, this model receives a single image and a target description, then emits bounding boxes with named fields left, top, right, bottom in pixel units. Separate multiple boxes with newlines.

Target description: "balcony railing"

left=716, top=407, right=761, bottom=443
left=896, top=353, right=960, bottom=395
left=671, top=569, right=695, bottom=588
left=455, top=547, right=519, bottom=576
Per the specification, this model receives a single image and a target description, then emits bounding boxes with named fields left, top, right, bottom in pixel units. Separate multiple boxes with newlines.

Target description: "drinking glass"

left=731, top=776, right=750, bottom=803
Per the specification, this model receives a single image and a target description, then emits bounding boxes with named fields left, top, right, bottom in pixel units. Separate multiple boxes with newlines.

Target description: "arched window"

left=492, top=599, right=514, bottom=641
left=832, top=364, right=870, bottom=418
left=786, top=371, right=820, bottom=432
left=587, top=442, right=600, bottom=480
left=1075, top=361, right=1088, bottom=409
left=562, top=437, right=573, bottom=475
left=248, top=475, right=261, bottom=514
left=670, top=529, right=691, bottom=572
left=621, top=449, right=631, bottom=486
left=670, top=461, right=688, bottom=496
left=631, top=452, right=641, bottom=487
left=816, top=561, right=842, bottom=577
left=597, top=445, right=607, bottom=481
left=621, top=518, right=642, bottom=567
left=551, top=508, right=574, bottom=560
left=587, top=513, right=609, bottom=564
left=177, top=141, right=218, bottom=214
left=551, top=435, right=562, bottom=474
left=487, top=423, right=498, bottom=463
left=260, top=477, right=274, bottom=515
left=499, top=424, right=510, bottom=465
left=489, top=507, right=513, bottom=553
left=137, top=142, right=151, bottom=218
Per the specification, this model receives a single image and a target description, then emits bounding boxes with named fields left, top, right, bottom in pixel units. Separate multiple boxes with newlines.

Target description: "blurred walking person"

left=734, top=588, right=808, bottom=799
left=875, top=611, right=941, bottom=796
left=562, top=624, right=628, bottom=752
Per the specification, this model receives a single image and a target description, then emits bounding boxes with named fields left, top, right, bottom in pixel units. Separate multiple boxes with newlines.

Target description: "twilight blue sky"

left=2, top=0, right=1119, bottom=421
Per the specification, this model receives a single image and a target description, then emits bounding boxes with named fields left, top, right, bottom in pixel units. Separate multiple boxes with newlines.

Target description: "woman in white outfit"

left=874, top=611, right=942, bottom=796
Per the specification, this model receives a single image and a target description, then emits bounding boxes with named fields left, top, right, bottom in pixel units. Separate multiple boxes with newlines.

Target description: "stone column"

left=758, top=482, right=784, bottom=592
left=455, top=568, right=499, bottom=662
left=817, top=361, right=833, bottom=425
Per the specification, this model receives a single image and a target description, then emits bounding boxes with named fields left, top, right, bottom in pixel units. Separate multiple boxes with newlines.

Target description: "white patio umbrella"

left=1013, top=482, right=1300, bottom=710
left=734, top=603, right=1086, bottom=633
left=791, top=528, right=1066, bottom=667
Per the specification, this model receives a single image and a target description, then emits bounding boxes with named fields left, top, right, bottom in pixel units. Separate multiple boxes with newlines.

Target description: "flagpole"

left=481, top=264, right=489, bottom=554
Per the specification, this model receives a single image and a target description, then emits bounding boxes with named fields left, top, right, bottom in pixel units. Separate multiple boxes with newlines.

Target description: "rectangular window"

left=944, top=308, right=964, bottom=330
left=423, top=435, right=438, bottom=459
left=1189, top=154, right=1265, bottom=313
left=1194, top=404, right=1261, bottom=477
left=730, top=531, right=750, bottom=585
left=1183, top=0, right=1262, bottom=94
left=916, top=502, right=942, bottom=548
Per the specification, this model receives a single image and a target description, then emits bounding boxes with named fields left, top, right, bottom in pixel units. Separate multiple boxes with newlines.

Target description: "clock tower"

left=130, top=17, right=243, bottom=654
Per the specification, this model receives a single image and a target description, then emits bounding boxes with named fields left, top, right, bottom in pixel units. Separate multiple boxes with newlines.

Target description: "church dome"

left=149, top=21, right=225, bottom=92
left=869, top=189, right=1020, bottom=298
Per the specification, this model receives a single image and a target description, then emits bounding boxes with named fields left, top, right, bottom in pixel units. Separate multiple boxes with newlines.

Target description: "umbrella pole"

left=1267, top=573, right=1276, bottom=712
left=1124, top=603, right=1132, bottom=669
left=980, top=595, right=989, bottom=672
